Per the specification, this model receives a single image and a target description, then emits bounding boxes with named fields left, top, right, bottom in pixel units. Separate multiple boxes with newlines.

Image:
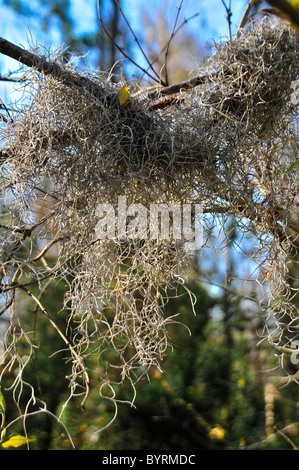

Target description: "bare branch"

left=0, top=35, right=215, bottom=109
left=236, top=0, right=257, bottom=39
left=147, top=71, right=215, bottom=98
left=114, top=0, right=164, bottom=83
left=0, top=76, right=23, bottom=82
left=221, top=0, right=233, bottom=40
left=0, top=99, right=13, bottom=123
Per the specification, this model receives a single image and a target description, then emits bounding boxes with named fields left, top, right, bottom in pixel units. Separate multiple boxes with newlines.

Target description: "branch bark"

left=0, top=37, right=108, bottom=103
left=0, top=36, right=214, bottom=104
left=147, top=72, right=215, bottom=99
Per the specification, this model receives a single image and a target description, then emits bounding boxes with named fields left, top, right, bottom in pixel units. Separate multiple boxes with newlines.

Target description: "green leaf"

left=1, top=434, right=35, bottom=448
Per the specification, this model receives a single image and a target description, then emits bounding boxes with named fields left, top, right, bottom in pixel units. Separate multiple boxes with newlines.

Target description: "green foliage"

left=0, top=386, right=35, bottom=449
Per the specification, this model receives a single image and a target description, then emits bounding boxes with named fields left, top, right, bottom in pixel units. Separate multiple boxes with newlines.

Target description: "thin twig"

left=0, top=76, right=24, bottom=82
left=0, top=99, right=13, bottom=123
left=147, top=71, right=215, bottom=99
left=273, top=426, right=298, bottom=450
left=0, top=297, right=14, bottom=317
left=114, top=0, right=163, bottom=83
left=20, top=286, right=90, bottom=410
left=164, top=0, right=184, bottom=86
left=97, top=0, right=164, bottom=85
left=135, top=11, right=200, bottom=86
left=221, top=0, right=233, bottom=40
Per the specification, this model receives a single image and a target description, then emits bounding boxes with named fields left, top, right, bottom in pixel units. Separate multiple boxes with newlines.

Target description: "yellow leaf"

left=209, top=424, right=226, bottom=441
left=1, top=434, right=35, bottom=448
left=0, top=388, right=5, bottom=415
left=118, top=86, right=130, bottom=108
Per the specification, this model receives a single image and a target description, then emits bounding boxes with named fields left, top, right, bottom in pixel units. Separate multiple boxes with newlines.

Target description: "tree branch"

left=221, top=0, right=233, bottom=40
left=0, top=76, right=21, bottom=82
left=147, top=72, right=215, bottom=99
left=0, top=35, right=217, bottom=106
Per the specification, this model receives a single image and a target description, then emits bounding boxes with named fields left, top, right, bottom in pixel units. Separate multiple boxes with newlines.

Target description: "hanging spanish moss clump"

left=0, top=18, right=298, bottom=416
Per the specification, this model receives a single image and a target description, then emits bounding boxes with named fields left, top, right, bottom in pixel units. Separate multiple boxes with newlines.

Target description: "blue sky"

left=0, top=0, right=249, bottom=71
left=0, top=0, right=251, bottom=103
